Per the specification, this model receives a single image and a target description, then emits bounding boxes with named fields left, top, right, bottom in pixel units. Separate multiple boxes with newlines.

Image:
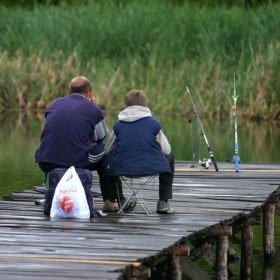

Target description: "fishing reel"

left=194, top=158, right=212, bottom=169
left=232, top=155, right=241, bottom=163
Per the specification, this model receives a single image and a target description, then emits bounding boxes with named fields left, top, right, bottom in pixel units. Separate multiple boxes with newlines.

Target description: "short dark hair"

left=125, top=90, right=148, bottom=107
left=69, top=76, right=91, bottom=94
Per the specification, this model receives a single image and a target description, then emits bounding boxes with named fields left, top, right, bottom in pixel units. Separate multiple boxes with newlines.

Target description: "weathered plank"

left=0, top=162, right=279, bottom=279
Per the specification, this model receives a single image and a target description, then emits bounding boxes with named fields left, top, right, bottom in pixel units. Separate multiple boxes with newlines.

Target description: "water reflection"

left=262, top=261, right=275, bottom=280
left=0, top=110, right=45, bottom=198
left=1, top=110, right=280, bottom=197
left=0, top=110, right=280, bottom=279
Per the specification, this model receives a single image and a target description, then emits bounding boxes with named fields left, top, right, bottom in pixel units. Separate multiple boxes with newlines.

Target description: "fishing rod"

left=186, top=86, right=219, bottom=171
left=232, top=73, right=240, bottom=172
left=189, top=113, right=198, bottom=168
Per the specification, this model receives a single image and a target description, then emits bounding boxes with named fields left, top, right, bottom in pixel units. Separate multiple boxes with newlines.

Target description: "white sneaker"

left=156, top=201, right=175, bottom=214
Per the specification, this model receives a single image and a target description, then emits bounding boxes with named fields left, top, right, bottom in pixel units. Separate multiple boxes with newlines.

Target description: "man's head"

left=68, top=76, right=92, bottom=99
left=125, top=90, right=148, bottom=107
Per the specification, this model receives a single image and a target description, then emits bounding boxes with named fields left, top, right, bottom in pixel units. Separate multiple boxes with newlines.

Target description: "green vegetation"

left=0, top=1, right=280, bottom=120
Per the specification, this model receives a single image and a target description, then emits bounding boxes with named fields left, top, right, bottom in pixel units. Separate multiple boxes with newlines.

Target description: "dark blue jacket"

left=35, top=94, right=107, bottom=167
left=104, top=117, right=171, bottom=176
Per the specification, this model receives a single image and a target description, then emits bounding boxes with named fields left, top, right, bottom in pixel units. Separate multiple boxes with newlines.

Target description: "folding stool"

left=118, top=175, right=158, bottom=215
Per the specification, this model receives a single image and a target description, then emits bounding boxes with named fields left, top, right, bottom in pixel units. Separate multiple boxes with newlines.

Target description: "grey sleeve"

left=91, top=119, right=108, bottom=142
left=156, top=130, right=171, bottom=155
left=105, top=131, right=117, bottom=154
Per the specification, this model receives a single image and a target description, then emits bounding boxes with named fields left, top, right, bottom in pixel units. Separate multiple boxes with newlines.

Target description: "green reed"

left=0, top=1, right=279, bottom=120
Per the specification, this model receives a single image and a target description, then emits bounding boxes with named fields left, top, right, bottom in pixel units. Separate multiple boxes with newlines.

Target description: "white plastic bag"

left=50, top=166, right=90, bottom=219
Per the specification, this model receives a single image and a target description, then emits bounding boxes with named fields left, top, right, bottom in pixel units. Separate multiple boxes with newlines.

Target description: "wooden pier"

left=0, top=162, right=279, bottom=279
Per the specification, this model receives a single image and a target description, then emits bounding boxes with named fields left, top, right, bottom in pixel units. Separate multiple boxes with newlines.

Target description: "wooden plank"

left=180, top=256, right=214, bottom=280
left=0, top=162, right=279, bottom=279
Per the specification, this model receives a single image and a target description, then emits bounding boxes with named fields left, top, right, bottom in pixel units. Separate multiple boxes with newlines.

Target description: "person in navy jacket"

left=35, top=76, right=109, bottom=203
left=104, top=90, right=175, bottom=214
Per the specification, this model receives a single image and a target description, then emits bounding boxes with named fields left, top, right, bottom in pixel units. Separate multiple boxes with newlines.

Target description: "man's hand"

left=89, top=96, right=96, bottom=104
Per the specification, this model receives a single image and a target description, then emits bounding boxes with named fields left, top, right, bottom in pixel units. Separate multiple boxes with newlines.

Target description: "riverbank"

left=0, top=1, right=280, bottom=120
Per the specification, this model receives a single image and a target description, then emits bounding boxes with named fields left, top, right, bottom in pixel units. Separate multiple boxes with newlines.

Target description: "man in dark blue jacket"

left=35, top=76, right=112, bottom=209
left=104, top=90, right=175, bottom=214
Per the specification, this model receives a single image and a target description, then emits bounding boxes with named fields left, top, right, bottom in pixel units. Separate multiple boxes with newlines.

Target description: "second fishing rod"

left=186, top=86, right=219, bottom=172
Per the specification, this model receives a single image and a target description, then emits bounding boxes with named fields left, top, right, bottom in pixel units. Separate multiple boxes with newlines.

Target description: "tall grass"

left=0, top=1, right=279, bottom=120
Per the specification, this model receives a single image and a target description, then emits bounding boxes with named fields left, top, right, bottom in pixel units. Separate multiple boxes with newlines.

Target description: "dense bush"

left=0, top=1, right=279, bottom=120
left=0, top=0, right=279, bottom=8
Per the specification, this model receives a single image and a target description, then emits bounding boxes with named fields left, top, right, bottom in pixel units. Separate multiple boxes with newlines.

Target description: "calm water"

left=0, top=110, right=279, bottom=279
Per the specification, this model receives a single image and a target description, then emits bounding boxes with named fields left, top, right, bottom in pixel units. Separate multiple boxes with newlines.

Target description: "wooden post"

left=165, top=244, right=189, bottom=280
left=124, top=264, right=151, bottom=279
left=166, top=254, right=182, bottom=280
left=262, top=261, right=275, bottom=280
left=263, top=200, right=276, bottom=261
left=188, top=226, right=232, bottom=279
left=240, top=225, right=253, bottom=277
left=216, top=235, right=228, bottom=280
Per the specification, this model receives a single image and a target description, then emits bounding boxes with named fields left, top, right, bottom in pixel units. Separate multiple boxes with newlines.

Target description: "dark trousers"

left=159, top=152, right=174, bottom=201
left=105, top=152, right=174, bottom=202
left=105, top=176, right=125, bottom=203
left=38, top=159, right=109, bottom=202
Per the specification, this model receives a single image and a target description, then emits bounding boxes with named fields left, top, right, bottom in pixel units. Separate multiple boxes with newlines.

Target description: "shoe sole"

left=122, top=200, right=137, bottom=212
left=156, top=208, right=175, bottom=214
left=103, top=207, right=119, bottom=212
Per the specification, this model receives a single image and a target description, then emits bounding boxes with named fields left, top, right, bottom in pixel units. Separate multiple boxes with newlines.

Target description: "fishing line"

left=232, top=72, right=240, bottom=172
left=186, top=86, right=219, bottom=171
left=190, top=109, right=201, bottom=167
left=189, top=118, right=194, bottom=167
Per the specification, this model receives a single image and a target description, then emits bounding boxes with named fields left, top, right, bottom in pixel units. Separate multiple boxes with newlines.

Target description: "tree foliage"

left=0, top=0, right=279, bottom=8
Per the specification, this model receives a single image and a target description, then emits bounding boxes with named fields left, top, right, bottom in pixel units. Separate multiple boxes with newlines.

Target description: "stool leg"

left=118, top=177, right=153, bottom=215
left=135, top=192, right=152, bottom=215
left=118, top=191, right=135, bottom=213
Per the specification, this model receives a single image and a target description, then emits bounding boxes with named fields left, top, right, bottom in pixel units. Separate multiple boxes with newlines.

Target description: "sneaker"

left=156, top=201, right=175, bottom=214
left=119, top=199, right=137, bottom=213
left=103, top=199, right=119, bottom=212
